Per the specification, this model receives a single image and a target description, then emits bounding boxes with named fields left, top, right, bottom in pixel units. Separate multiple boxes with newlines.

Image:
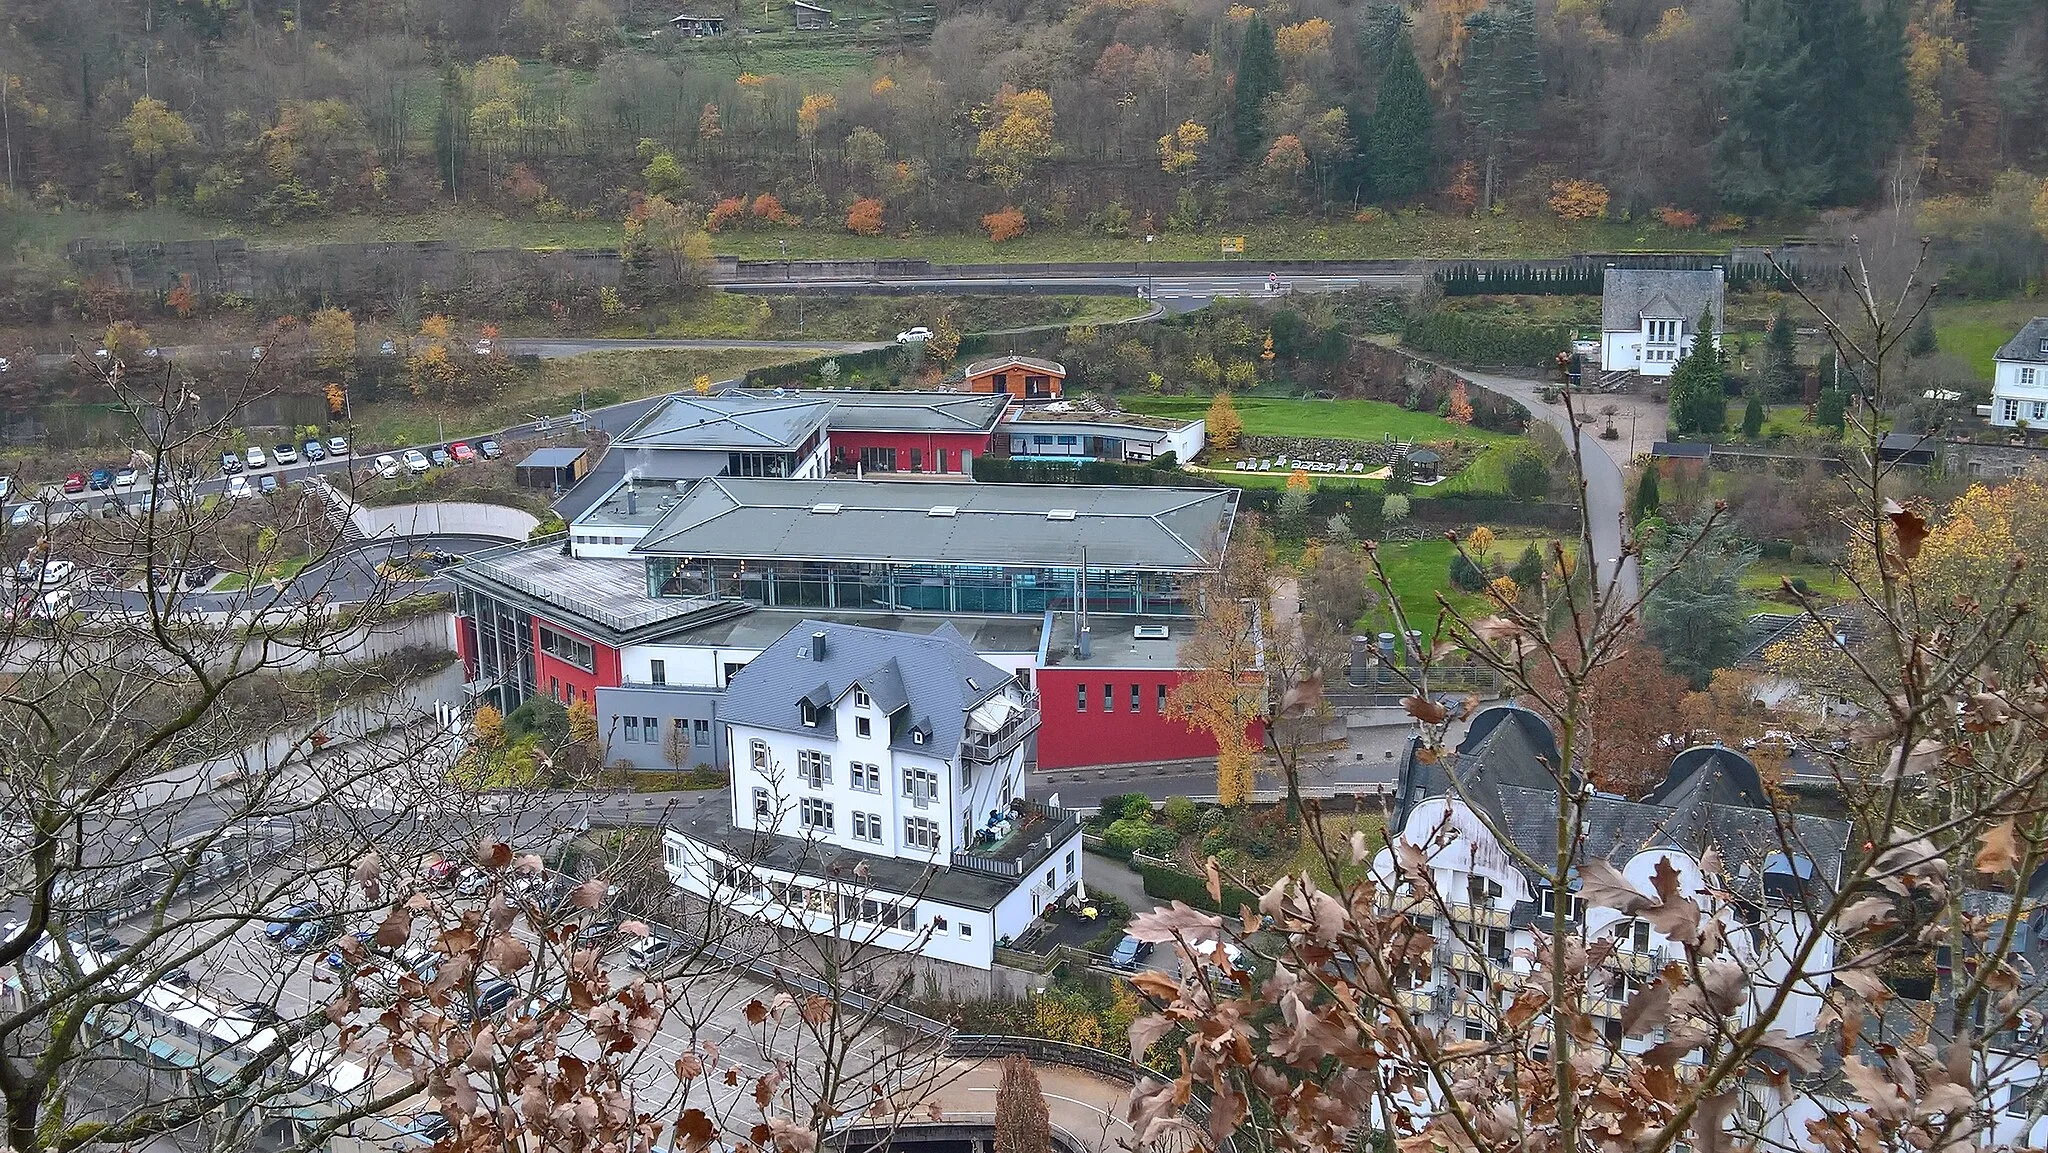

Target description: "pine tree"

left=1645, top=512, right=1758, bottom=688
left=1632, top=469, right=1660, bottom=525
left=1461, top=0, right=1542, bottom=211
left=1668, top=308, right=1726, bottom=437
left=1907, top=311, right=1937, bottom=358
left=1365, top=16, right=1433, bottom=201
left=993, top=1057, right=1050, bottom=1153
left=1762, top=305, right=1800, bottom=400
left=1233, top=14, right=1281, bottom=160
left=1742, top=392, right=1765, bottom=438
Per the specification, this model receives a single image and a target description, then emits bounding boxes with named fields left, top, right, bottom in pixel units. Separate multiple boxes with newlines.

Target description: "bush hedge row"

left=1135, top=855, right=1260, bottom=916
left=1402, top=312, right=1572, bottom=367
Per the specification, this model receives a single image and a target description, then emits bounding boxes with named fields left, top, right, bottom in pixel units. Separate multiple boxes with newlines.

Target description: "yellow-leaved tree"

left=1158, top=121, right=1208, bottom=177
left=1206, top=392, right=1243, bottom=450
left=975, top=87, right=1057, bottom=190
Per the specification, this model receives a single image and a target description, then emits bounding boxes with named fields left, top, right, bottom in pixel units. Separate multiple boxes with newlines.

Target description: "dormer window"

left=800, top=701, right=818, bottom=727
left=854, top=688, right=871, bottom=709
left=912, top=729, right=926, bottom=744
left=2038, top=338, right=2048, bottom=356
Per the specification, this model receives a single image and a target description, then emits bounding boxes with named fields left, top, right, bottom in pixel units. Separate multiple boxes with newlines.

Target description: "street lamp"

left=780, top=239, right=789, bottom=279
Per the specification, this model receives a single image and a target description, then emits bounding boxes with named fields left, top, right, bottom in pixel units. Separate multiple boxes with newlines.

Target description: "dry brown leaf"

left=476, top=841, right=512, bottom=868
left=1129, top=1012, right=1177, bottom=1062
left=1975, top=819, right=2020, bottom=875
left=1130, top=970, right=1182, bottom=1001
left=1127, top=900, right=1224, bottom=944
left=1204, top=856, right=1223, bottom=906
left=1402, top=694, right=1449, bottom=724
left=1886, top=499, right=1928, bottom=561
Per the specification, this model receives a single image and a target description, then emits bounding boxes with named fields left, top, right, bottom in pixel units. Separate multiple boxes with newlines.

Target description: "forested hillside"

left=0, top=0, right=2042, bottom=252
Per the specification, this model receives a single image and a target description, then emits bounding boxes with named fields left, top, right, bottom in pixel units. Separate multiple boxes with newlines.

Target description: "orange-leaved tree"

left=846, top=197, right=885, bottom=236
left=982, top=206, right=1027, bottom=244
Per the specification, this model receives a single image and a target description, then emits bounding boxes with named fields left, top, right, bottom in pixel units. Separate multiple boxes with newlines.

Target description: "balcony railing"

left=960, top=690, right=1041, bottom=766
left=951, top=799, right=1079, bottom=879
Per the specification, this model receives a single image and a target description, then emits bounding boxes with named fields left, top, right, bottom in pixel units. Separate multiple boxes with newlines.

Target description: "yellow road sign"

left=1220, top=236, right=1246, bottom=254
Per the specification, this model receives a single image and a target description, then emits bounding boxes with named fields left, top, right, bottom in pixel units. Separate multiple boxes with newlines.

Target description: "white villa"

left=1600, top=267, right=1726, bottom=377
left=661, top=620, right=1083, bottom=971
left=1987, top=317, right=2048, bottom=429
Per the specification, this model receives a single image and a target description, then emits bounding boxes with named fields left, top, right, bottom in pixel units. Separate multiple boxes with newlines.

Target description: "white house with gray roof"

left=662, top=619, right=1083, bottom=970
left=1989, top=317, right=2048, bottom=429
left=1600, top=267, right=1726, bottom=377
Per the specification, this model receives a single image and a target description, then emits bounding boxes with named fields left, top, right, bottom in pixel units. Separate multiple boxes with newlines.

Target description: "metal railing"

left=945, top=1035, right=1232, bottom=1153
left=961, top=696, right=1042, bottom=765
left=636, top=919, right=953, bottom=1037
left=955, top=801, right=1082, bottom=878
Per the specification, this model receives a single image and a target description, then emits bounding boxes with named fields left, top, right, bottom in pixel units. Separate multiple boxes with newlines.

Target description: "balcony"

left=1446, top=901, right=1512, bottom=929
left=960, top=690, right=1040, bottom=766
left=950, top=799, right=1079, bottom=880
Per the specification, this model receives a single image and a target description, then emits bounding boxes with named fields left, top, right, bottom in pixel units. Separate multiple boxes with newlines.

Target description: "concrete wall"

left=351, top=501, right=539, bottom=541
left=68, top=238, right=621, bottom=301
left=596, top=683, right=725, bottom=771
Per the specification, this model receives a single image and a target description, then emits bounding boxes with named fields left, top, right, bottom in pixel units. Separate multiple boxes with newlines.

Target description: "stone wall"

left=66, top=238, right=622, bottom=303
left=1944, top=439, right=2048, bottom=478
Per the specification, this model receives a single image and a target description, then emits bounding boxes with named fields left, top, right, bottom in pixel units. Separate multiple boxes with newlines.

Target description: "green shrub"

left=1135, top=857, right=1259, bottom=915
left=1162, top=795, right=1201, bottom=833
left=1402, top=311, right=1569, bottom=367
left=1102, top=817, right=1159, bottom=854
left=1449, top=551, right=1487, bottom=592
left=679, top=765, right=729, bottom=789
left=1121, top=795, right=1156, bottom=820
left=1141, top=824, right=1180, bottom=856
left=1092, top=793, right=1141, bottom=826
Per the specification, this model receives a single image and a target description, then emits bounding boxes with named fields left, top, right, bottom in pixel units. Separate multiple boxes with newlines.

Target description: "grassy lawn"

left=1275, top=808, right=1388, bottom=889
left=1123, top=395, right=1511, bottom=446
left=213, top=554, right=314, bottom=592
left=0, top=204, right=1772, bottom=262
left=1744, top=559, right=1856, bottom=605
left=1933, top=298, right=2042, bottom=380
left=1365, top=535, right=1567, bottom=631
left=352, top=348, right=817, bottom=447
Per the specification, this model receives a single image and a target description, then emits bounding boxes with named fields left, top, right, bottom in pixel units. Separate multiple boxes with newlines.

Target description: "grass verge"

left=1123, top=395, right=1512, bottom=446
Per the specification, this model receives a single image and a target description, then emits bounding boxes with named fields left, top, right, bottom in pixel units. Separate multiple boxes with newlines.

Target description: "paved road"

left=500, top=337, right=877, bottom=357
left=722, top=273, right=1414, bottom=302
left=1455, top=367, right=1642, bottom=607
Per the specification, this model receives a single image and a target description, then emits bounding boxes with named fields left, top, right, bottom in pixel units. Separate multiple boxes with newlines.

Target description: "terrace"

left=951, top=799, right=1081, bottom=880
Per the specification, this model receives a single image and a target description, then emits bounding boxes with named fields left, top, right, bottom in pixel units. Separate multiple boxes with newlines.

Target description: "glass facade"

left=457, top=587, right=539, bottom=711
left=645, top=557, right=1190, bottom=616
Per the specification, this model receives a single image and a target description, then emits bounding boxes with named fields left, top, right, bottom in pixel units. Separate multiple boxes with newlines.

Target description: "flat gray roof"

left=453, top=546, right=747, bottom=642
left=614, top=395, right=831, bottom=452
left=631, top=478, right=1236, bottom=571
left=1008, top=408, right=1195, bottom=433
left=575, top=477, right=694, bottom=528
left=1040, top=615, right=1192, bottom=669
left=665, top=606, right=1047, bottom=655
left=518, top=447, right=587, bottom=469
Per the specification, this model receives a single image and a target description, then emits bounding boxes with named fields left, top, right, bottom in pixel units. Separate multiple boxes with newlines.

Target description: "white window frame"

left=750, top=739, right=769, bottom=772
left=799, top=797, right=834, bottom=832
left=2021, top=366, right=2038, bottom=386
left=854, top=687, right=871, bottom=708
left=798, top=750, right=830, bottom=789
left=752, top=787, right=770, bottom=819
left=904, top=816, right=941, bottom=852
left=902, top=766, right=938, bottom=807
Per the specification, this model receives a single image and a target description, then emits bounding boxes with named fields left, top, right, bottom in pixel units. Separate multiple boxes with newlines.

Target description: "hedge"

left=1402, top=312, right=1571, bottom=367
left=1434, top=259, right=1792, bottom=297
left=1135, top=855, right=1260, bottom=916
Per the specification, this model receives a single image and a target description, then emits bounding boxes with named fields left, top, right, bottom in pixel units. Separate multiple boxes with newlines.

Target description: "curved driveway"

left=1455, top=367, right=1641, bottom=608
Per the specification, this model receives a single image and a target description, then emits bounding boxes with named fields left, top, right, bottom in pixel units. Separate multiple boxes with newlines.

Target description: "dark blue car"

left=87, top=469, right=112, bottom=491
left=262, top=900, right=323, bottom=942
left=322, top=929, right=377, bottom=970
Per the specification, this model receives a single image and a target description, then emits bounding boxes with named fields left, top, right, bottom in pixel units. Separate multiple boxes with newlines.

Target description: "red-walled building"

left=1030, top=620, right=1260, bottom=770
left=808, top=391, right=1008, bottom=477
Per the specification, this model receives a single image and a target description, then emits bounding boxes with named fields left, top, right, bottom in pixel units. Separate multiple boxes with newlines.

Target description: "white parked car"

left=374, top=454, right=401, bottom=480
left=39, top=560, right=75, bottom=585
left=113, top=468, right=138, bottom=489
left=895, top=327, right=932, bottom=344
left=226, top=475, right=250, bottom=499
left=9, top=502, right=36, bottom=527
left=245, top=446, right=267, bottom=470
left=0, top=476, right=10, bottom=502
left=402, top=450, right=431, bottom=475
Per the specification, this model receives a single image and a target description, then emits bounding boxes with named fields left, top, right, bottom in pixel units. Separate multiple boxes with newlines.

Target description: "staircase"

left=1594, top=369, right=1640, bottom=393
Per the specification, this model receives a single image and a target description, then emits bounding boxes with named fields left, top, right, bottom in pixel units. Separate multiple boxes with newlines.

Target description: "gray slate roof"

left=725, top=388, right=1009, bottom=435
left=632, top=478, right=1237, bottom=571
left=1396, top=705, right=1852, bottom=911
left=720, top=618, right=1014, bottom=756
left=450, top=546, right=749, bottom=645
left=614, top=395, right=832, bottom=451
left=1601, top=267, right=1726, bottom=333
left=1995, top=317, right=2048, bottom=364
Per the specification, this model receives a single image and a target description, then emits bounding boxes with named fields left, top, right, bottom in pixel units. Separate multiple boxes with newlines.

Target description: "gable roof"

left=1397, top=705, right=1851, bottom=907
left=722, top=619, right=1013, bottom=754
left=613, top=395, right=831, bottom=452
left=631, top=477, right=1237, bottom=571
left=1601, top=267, right=1726, bottom=333
left=964, top=355, right=1065, bottom=378
left=1994, top=317, right=2048, bottom=364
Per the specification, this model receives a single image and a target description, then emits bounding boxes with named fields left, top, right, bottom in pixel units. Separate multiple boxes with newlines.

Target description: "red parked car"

left=62, top=472, right=86, bottom=494
left=449, top=442, right=476, bottom=463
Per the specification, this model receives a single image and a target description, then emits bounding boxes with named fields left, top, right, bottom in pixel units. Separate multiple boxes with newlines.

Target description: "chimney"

left=625, top=483, right=638, bottom=516
left=1077, top=626, right=1091, bottom=660
left=811, top=631, right=827, bottom=661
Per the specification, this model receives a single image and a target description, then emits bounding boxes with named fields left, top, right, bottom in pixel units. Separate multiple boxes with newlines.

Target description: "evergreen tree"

left=1632, top=469, right=1661, bottom=525
left=1762, top=305, right=1800, bottom=400
left=1742, top=392, right=1765, bottom=438
left=1645, top=512, right=1758, bottom=688
left=1234, top=14, right=1281, bottom=160
left=1816, top=385, right=1848, bottom=432
left=1907, top=311, right=1937, bottom=358
left=1667, top=307, right=1726, bottom=437
left=1364, top=17, right=1434, bottom=201
left=1461, top=0, right=1542, bottom=211
left=1714, top=0, right=1910, bottom=209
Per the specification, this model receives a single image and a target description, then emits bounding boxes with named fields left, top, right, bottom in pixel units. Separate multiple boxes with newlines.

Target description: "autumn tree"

left=1206, top=392, right=1243, bottom=450
left=981, top=206, right=1027, bottom=244
left=992, top=1056, right=1049, bottom=1153
left=102, top=321, right=151, bottom=363
left=1548, top=179, right=1610, bottom=220
left=1158, top=121, right=1208, bottom=178
left=1446, top=379, right=1474, bottom=424
left=472, top=704, right=506, bottom=750
left=845, top=196, right=885, bottom=236
left=119, top=97, right=195, bottom=195
left=1522, top=632, right=1690, bottom=796
left=309, top=307, right=357, bottom=369
left=975, top=87, right=1057, bottom=190
left=925, top=315, right=961, bottom=369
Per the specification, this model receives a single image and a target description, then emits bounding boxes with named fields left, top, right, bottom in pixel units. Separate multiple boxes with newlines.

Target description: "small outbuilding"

left=666, top=13, right=726, bottom=36
left=516, top=446, right=591, bottom=490
left=791, top=0, right=830, bottom=29
left=1405, top=448, right=1442, bottom=482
